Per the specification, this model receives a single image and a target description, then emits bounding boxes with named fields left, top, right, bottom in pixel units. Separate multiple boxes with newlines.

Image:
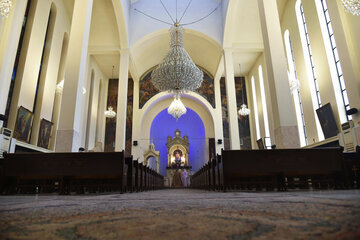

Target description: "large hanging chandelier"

left=135, top=0, right=220, bottom=120
left=0, top=0, right=12, bottom=18
left=151, top=24, right=203, bottom=95
left=341, top=0, right=360, bottom=16
left=168, top=95, right=187, bottom=121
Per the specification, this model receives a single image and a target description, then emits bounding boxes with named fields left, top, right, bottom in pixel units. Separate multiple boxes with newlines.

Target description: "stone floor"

left=1, top=189, right=360, bottom=239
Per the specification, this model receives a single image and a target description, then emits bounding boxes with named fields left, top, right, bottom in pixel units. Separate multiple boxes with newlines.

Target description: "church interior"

left=0, top=0, right=360, bottom=238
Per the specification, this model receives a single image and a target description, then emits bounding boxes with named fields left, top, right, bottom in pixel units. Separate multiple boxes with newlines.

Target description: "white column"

left=115, top=50, right=130, bottom=151
left=31, top=6, right=65, bottom=145
left=56, top=0, right=93, bottom=152
left=223, top=49, right=240, bottom=150
left=0, top=0, right=28, bottom=129
left=257, top=0, right=299, bottom=148
left=214, top=56, right=225, bottom=154
left=7, top=0, right=52, bottom=130
left=131, top=77, right=140, bottom=159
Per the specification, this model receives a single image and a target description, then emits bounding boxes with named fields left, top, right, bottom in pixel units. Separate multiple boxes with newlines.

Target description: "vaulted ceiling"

left=79, top=0, right=289, bottom=79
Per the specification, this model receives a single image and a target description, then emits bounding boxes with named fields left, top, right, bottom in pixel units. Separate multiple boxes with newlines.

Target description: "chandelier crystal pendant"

left=0, top=0, right=12, bottom=18
left=151, top=24, right=204, bottom=95
left=341, top=0, right=360, bottom=16
left=167, top=94, right=187, bottom=121
left=105, top=106, right=116, bottom=118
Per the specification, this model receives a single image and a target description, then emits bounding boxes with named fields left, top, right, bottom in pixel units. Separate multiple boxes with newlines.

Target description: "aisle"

left=1, top=189, right=360, bottom=239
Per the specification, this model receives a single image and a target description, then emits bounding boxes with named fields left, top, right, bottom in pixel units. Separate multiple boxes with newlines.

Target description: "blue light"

left=150, top=108, right=206, bottom=176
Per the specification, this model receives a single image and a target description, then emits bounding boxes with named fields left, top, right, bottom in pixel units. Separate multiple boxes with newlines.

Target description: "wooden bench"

left=1, top=151, right=127, bottom=194
left=192, top=148, right=345, bottom=191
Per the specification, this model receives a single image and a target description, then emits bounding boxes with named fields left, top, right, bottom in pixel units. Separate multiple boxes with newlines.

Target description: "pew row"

left=0, top=151, right=164, bottom=194
left=191, top=147, right=359, bottom=191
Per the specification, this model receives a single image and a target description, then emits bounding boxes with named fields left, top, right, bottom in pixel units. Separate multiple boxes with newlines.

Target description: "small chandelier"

left=151, top=24, right=203, bottom=95
left=168, top=95, right=187, bottom=121
left=341, top=0, right=360, bottom=16
left=238, top=65, right=250, bottom=116
left=238, top=104, right=250, bottom=116
left=105, top=106, right=116, bottom=118
left=0, top=0, right=12, bottom=18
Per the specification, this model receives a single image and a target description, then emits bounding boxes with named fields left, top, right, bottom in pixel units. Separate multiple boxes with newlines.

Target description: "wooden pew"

left=218, top=148, right=344, bottom=191
left=125, top=156, right=136, bottom=192
left=342, top=150, right=360, bottom=188
left=192, top=148, right=346, bottom=191
left=2, top=151, right=127, bottom=194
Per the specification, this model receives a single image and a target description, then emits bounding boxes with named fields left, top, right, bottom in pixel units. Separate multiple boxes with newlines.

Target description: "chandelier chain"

left=160, top=0, right=176, bottom=24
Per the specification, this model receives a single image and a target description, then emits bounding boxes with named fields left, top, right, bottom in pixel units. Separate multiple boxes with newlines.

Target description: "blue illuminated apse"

left=150, top=108, right=206, bottom=176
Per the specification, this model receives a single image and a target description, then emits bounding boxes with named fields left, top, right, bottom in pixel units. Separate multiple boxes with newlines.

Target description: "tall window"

left=284, top=30, right=308, bottom=146
left=316, top=0, right=350, bottom=123
left=296, top=0, right=324, bottom=141
left=251, top=76, right=261, bottom=142
left=258, top=66, right=271, bottom=149
left=4, top=0, right=32, bottom=127
left=300, top=4, right=321, bottom=108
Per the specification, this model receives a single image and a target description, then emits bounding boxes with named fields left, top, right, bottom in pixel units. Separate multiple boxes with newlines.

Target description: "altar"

left=165, top=129, right=191, bottom=187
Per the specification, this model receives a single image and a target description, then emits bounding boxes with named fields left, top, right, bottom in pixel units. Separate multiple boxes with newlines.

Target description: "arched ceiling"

left=83, top=0, right=289, bottom=79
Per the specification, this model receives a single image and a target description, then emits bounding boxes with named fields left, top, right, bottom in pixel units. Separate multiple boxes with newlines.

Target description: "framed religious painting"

left=37, top=119, right=53, bottom=149
left=316, top=103, right=339, bottom=139
left=13, top=106, right=34, bottom=143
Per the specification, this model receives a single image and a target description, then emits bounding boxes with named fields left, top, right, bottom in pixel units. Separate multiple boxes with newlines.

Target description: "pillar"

left=55, top=0, right=93, bottom=152
left=7, top=0, right=51, bottom=131
left=257, top=0, right=299, bottom=148
left=0, top=0, right=28, bottom=129
left=223, top=49, right=240, bottom=150
left=115, top=50, right=130, bottom=151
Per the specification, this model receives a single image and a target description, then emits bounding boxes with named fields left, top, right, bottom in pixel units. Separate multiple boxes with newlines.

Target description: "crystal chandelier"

left=168, top=95, right=187, bottom=121
left=238, top=104, right=250, bottom=116
left=237, top=65, right=250, bottom=116
left=0, top=0, right=12, bottom=18
left=151, top=24, right=203, bottom=95
left=104, top=106, right=116, bottom=118
left=341, top=0, right=360, bottom=16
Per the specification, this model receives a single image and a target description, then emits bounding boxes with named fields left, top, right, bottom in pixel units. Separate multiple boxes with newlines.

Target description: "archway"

left=150, top=108, right=206, bottom=176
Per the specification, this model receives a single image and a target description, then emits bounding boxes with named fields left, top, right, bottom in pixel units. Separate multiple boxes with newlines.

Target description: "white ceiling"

left=83, top=0, right=288, bottom=79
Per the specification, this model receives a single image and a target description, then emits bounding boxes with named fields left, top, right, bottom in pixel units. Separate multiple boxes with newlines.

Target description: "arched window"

left=251, top=76, right=261, bottom=141
left=315, top=0, right=350, bottom=123
left=258, top=66, right=271, bottom=149
left=284, top=30, right=308, bottom=147
left=296, top=0, right=324, bottom=141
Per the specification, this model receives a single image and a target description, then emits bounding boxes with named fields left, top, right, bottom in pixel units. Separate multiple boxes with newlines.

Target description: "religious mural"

left=139, top=71, right=159, bottom=108
left=235, top=77, right=252, bottom=149
left=220, top=77, right=230, bottom=150
left=195, top=72, right=215, bottom=108
left=125, top=79, right=134, bottom=157
left=139, top=69, right=215, bottom=108
left=104, top=79, right=118, bottom=152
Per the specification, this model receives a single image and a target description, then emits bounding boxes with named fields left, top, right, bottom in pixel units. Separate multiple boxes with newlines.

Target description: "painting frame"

left=316, top=103, right=339, bottom=139
left=37, top=118, right=53, bottom=149
left=13, top=106, right=34, bottom=143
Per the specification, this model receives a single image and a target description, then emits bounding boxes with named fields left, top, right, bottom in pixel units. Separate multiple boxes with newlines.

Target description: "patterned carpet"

left=1, top=189, right=360, bottom=239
